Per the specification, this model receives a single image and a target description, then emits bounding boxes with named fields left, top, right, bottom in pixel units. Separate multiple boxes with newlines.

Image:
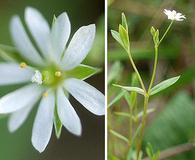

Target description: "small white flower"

left=0, top=7, right=105, bottom=152
left=31, top=70, right=43, bottom=85
left=164, top=9, right=186, bottom=21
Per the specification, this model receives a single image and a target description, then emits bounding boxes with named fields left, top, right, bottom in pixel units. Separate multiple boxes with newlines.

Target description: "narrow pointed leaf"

left=119, top=24, right=129, bottom=50
left=121, top=13, right=128, bottom=32
left=108, top=90, right=126, bottom=108
left=111, top=30, right=124, bottom=47
left=150, top=76, right=180, bottom=96
left=114, top=112, right=131, bottom=118
left=109, top=129, right=129, bottom=144
left=113, top=84, right=145, bottom=95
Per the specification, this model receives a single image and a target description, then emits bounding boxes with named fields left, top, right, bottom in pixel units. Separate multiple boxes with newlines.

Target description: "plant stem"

left=143, top=143, right=195, bottom=160
left=136, top=94, right=149, bottom=159
left=159, top=20, right=174, bottom=45
left=148, top=45, right=158, bottom=92
left=127, top=49, right=146, bottom=92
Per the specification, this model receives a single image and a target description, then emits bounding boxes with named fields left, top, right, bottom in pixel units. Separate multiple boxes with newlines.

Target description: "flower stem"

left=159, top=20, right=174, bottom=45
left=127, top=49, right=146, bottom=92
left=136, top=94, right=149, bottom=159
left=148, top=45, right=158, bottom=92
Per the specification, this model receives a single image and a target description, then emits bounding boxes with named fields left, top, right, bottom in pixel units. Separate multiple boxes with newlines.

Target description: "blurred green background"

left=108, top=0, right=195, bottom=159
left=0, top=0, right=105, bottom=160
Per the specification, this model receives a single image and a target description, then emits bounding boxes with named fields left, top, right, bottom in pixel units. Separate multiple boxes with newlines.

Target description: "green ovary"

left=41, top=66, right=65, bottom=88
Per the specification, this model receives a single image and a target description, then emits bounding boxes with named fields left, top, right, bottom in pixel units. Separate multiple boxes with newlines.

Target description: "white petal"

left=10, top=16, right=44, bottom=66
left=0, top=63, right=34, bottom=85
left=0, top=84, right=43, bottom=114
left=61, top=24, right=95, bottom=70
left=64, top=78, right=105, bottom=115
left=57, top=87, right=81, bottom=136
left=51, top=12, right=71, bottom=62
left=25, top=7, right=51, bottom=58
left=32, top=91, right=55, bottom=153
left=8, top=99, right=36, bottom=132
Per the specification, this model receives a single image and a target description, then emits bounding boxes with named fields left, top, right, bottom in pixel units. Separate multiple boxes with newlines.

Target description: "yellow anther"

left=43, top=92, right=48, bottom=97
left=55, top=71, right=62, bottom=77
left=20, top=62, right=27, bottom=68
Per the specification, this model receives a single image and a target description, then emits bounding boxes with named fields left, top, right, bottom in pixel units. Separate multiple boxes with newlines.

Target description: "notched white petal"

left=57, top=87, right=82, bottom=136
left=32, top=91, right=55, bottom=153
left=0, top=84, right=44, bottom=114
left=61, top=24, right=95, bottom=70
left=10, top=16, right=44, bottom=66
left=64, top=78, right=105, bottom=115
left=25, top=7, right=51, bottom=58
left=51, top=12, right=71, bottom=62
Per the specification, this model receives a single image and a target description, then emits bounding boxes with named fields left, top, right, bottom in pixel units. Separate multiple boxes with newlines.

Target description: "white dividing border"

left=105, top=0, right=108, bottom=159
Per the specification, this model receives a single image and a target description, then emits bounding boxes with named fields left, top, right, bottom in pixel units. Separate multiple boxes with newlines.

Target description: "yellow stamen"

left=43, top=92, right=48, bottom=97
left=20, top=62, right=27, bottom=68
left=55, top=71, right=62, bottom=77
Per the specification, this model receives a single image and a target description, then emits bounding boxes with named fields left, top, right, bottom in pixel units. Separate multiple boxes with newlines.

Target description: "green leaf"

left=54, top=106, right=62, bottom=139
left=150, top=76, right=180, bottom=96
left=108, top=90, right=126, bottom=108
left=121, top=12, right=128, bottom=32
left=66, top=64, right=101, bottom=80
left=111, top=30, right=124, bottom=47
left=113, top=84, right=145, bottom=95
left=109, top=129, right=129, bottom=144
left=119, top=24, right=129, bottom=51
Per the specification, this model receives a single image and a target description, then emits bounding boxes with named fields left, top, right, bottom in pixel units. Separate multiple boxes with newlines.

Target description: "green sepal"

left=0, top=44, right=24, bottom=62
left=150, top=26, right=156, bottom=36
left=54, top=106, right=63, bottom=139
left=66, top=64, right=101, bottom=80
left=150, top=27, right=159, bottom=46
left=52, top=14, right=57, bottom=26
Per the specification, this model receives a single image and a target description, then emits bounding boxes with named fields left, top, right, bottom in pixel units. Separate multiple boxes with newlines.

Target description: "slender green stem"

left=136, top=94, right=149, bottom=159
left=159, top=20, right=174, bottom=45
left=127, top=49, right=146, bottom=92
left=129, top=104, right=133, bottom=144
left=148, top=45, right=158, bottom=92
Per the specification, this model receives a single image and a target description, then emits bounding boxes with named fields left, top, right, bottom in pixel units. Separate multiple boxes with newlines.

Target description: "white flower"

left=0, top=7, right=105, bottom=152
left=164, top=9, right=186, bottom=21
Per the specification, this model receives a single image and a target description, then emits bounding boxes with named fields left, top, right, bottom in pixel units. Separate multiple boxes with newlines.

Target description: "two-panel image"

left=0, top=0, right=193, bottom=160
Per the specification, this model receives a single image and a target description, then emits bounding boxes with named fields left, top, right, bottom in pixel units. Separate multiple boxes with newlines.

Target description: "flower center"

left=30, top=64, right=64, bottom=88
